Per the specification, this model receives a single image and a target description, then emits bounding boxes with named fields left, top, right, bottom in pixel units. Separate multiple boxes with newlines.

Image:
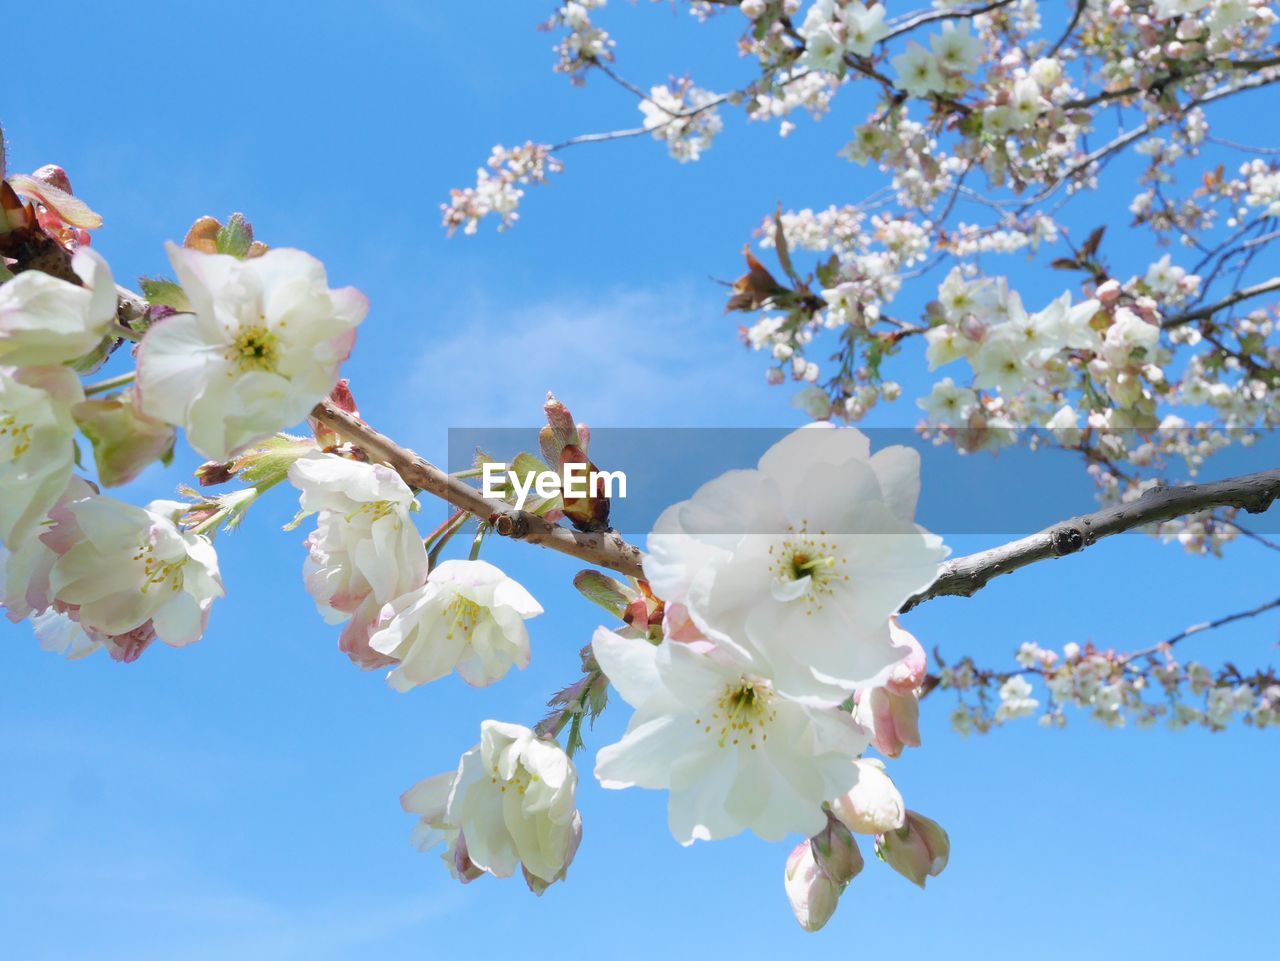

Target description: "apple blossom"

left=0, top=248, right=116, bottom=367
left=591, top=627, right=869, bottom=843
left=0, top=364, right=82, bottom=545
left=136, top=243, right=368, bottom=461
left=368, top=559, right=543, bottom=691
left=403, top=721, right=581, bottom=891
left=643, top=424, right=948, bottom=701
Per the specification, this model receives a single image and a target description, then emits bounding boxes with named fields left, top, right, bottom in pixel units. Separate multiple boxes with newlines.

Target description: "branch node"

left=493, top=511, right=531, bottom=539
left=1051, top=526, right=1085, bottom=556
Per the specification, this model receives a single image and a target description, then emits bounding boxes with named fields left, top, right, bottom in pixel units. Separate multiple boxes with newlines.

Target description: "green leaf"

left=573, top=570, right=636, bottom=619
left=139, top=277, right=192, bottom=311
left=215, top=213, right=254, bottom=259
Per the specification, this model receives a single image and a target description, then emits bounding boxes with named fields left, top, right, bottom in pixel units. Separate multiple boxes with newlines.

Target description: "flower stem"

left=83, top=370, right=137, bottom=397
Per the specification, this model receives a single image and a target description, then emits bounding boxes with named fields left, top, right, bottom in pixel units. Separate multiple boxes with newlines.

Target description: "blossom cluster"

left=936, top=637, right=1280, bottom=733
left=584, top=424, right=953, bottom=928
left=441, top=143, right=563, bottom=236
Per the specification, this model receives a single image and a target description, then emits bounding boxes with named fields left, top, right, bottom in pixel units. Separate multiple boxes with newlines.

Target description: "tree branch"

left=1161, top=276, right=1280, bottom=328
left=901, top=468, right=1280, bottom=611
left=309, top=401, right=646, bottom=579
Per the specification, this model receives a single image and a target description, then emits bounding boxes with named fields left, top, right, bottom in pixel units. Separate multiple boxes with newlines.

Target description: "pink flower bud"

left=830, top=759, right=906, bottom=835
left=810, top=814, right=864, bottom=886
left=876, top=811, right=950, bottom=888
left=1096, top=279, right=1122, bottom=304
left=884, top=618, right=926, bottom=695
left=856, top=686, right=922, bottom=758
left=784, top=841, right=842, bottom=932
left=959, top=314, right=988, bottom=342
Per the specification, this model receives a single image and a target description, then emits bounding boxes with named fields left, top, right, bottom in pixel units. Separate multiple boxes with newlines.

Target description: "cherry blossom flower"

left=136, top=244, right=367, bottom=461
left=928, top=23, right=982, bottom=75
left=288, top=452, right=427, bottom=624
left=643, top=424, right=948, bottom=701
left=0, top=365, right=82, bottom=545
left=891, top=43, right=944, bottom=98
left=591, top=627, right=869, bottom=843
left=402, top=721, right=581, bottom=892
left=368, top=559, right=543, bottom=691
left=0, top=248, right=116, bottom=367
left=47, top=495, right=223, bottom=647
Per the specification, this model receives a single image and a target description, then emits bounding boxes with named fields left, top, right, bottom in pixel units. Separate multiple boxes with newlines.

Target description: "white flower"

left=799, top=26, right=846, bottom=73
left=403, top=721, right=581, bottom=889
left=592, top=628, right=869, bottom=843
left=0, top=365, right=82, bottom=545
left=644, top=425, right=947, bottom=700
left=1009, top=76, right=1045, bottom=128
left=288, top=452, right=427, bottom=622
left=929, top=23, right=982, bottom=75
left=137, top=244, right=368, bottom=461
left=1153, top=0, right=1211, bottom=18
left=996, top=675, right=1040, bottom=721
left=1, top=476, right=96, bottom=625
left=829, top=757, right=905, bottom=834
left=971, top=335, right=1037, bottom=393
left=844, top=2, right=888, bottom=57
left=1029, top=57, right=1062, bottom=90
left=0, top=249, right=116, bottom=366
left=1033, top=293, right=1101, bottom=353
left=369, top=559, right=542, bottom=691
left=1102, top=308, right=1160, bottom=366
left=918, top=377, right=977, bottom=426
left=48, top=496, right=223, bottom=646
left=891, top=43, right=945, bottom=98
left=1045, top=404, right=1082, bottom=445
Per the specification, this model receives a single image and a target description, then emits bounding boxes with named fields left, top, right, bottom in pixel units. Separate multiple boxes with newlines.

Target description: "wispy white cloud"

left=398, top=282, right=767, bottom=435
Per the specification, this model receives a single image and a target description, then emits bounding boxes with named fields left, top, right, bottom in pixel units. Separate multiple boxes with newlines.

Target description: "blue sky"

left=2, top=3, right=1278, bottom=958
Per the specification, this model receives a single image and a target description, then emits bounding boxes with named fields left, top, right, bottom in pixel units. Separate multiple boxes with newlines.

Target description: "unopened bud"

left=856, top=686, right=922, bottom=758
left=876, top=811, right=950, bottom=888
left=830, top=758, right=906, bottom=835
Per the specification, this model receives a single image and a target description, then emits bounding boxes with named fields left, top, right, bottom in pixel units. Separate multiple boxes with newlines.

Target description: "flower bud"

left=830, top=758, right=906, bottom=835
left=740, top=0, right=766, bottom=18
left=884, top=618, right=926, bottom=695
left=1096, top=279, right=1122, bottom=303
left=810, top=813, right=864, bottom=886
left=855, top=685, right=921, bottom=758
left=876, top=811, right=950, bottom=888
left=784, top=841, right=841, bottom=932
left=72, top=388, right=176, bottom=488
